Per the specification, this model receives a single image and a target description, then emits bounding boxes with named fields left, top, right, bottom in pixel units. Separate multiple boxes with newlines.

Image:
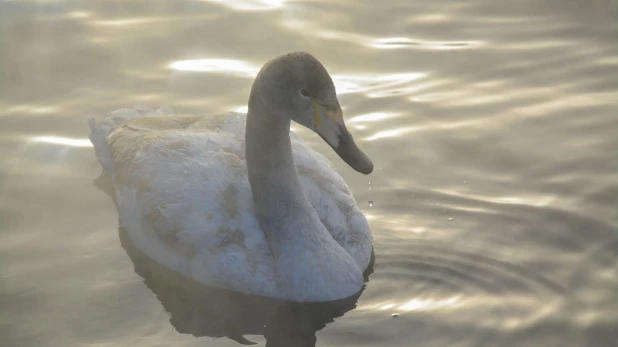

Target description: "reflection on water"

left=30, top=136, right=93, bottom=147
left=170, top=59, right=260, bottom=76
left=1, top=0, right=618, bottom=346
left=369, top=37, right=484, bottom=50
left=359, top=295, right=462, bottom=313
left=119, top=222, right=364, bottom=347
left=92, top=166, right=375, bottom=347
left=201, top=0, right=285, bottom=12
left=93, top=167, right=376, bottom=345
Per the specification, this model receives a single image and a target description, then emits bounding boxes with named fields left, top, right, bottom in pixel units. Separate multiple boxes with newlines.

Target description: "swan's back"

left=89, top=106, right=372, bottom=298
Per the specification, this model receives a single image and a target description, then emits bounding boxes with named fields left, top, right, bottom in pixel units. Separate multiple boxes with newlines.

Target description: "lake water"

left=1, top=0, right=617, bottom=346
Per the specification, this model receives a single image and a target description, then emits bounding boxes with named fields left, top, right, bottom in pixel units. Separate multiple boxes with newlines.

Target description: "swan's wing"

left=107, top=112, right=278, bottom=297
left=290, top=134, right=373, bottom=271
left=88, top=105, right=173, bottom=172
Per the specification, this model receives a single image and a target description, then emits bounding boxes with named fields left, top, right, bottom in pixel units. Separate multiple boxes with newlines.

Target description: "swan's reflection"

left=94, top=170, right=374, bottom=346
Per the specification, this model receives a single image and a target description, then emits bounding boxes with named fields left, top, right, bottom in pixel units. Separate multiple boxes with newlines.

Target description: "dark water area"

left=1, top=0, right=617, bottom=346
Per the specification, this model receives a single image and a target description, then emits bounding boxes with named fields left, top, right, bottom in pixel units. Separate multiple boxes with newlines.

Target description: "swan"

left=89, top=51, right=374, bottom=302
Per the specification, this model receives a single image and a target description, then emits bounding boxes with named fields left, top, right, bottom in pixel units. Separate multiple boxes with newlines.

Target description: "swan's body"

left=89, top=52, right=374, bottom=302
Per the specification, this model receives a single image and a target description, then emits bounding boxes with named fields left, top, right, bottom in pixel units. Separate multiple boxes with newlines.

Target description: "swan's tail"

left=88, top=105, right=174, bottom=172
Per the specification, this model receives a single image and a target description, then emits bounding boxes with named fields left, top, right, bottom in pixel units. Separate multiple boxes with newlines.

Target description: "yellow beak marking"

left=311, top=98, right=321, bottom=129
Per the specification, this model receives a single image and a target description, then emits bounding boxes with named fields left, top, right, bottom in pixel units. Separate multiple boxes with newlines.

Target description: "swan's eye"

left=300, top=89, right=310, bottom=98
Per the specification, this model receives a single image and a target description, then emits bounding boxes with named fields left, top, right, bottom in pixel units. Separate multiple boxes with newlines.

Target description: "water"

left=1, top=0, right=617, bottom=346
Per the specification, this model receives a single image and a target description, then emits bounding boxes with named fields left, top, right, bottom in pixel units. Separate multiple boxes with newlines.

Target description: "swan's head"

left=255, top=51, right=373, bottom=175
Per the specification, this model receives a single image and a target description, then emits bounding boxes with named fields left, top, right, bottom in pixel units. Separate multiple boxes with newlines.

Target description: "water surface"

left=1, top=0, right=617, bottom=346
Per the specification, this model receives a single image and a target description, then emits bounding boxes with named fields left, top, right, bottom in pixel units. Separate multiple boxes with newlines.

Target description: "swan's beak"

left=313, top=102, right=373, bottom=174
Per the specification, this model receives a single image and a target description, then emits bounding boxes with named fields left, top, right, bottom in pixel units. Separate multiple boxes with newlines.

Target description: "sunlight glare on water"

left=199, top=0, right=285, bottom=11
left=30, top=136, right=93, bottom=148
left=1, top=0, right=617, bottom=346
left=169, top=59, right=260, bottom=76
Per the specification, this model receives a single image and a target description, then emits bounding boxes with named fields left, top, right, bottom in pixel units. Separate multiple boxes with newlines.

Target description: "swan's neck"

left=245, top=85, right=363, bottom=301
left=245, top=87, right=310, bottom=239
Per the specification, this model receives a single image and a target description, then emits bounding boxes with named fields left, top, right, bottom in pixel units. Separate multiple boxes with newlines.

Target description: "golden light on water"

left=6, top=105, right=58, bottom=114
left=398, top=296, right=462, bottom=311
left=370, top=37, right=484, bottom=50
left=333, top=73, right=426, bottom=96
left=169, top=59, right=260, bottom=76
left=198, top=0, right=285, bottom=11
left=67, top=11, right=91, bottom=19
left=233, top=106, right=249, bottom=113
left=280, top=18, right=483, bottom=52
left=409, top=14, right=450, bottom=23
left=349, top=112, right=400, bottom=123
left=93, top=18, right=158, bottom=26
left=359, top=295, right=463, bottom=312
left=31, top=136, right=93, bottom=148
left=366, top=127, right=417, bottom=141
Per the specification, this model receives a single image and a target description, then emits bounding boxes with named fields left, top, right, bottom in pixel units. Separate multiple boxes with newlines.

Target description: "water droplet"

left=448, top=217, right=453, bottom=221
left=442, top=210, right=446, bottom=214
left=391, top=313, right=399, bottom=317
left=436, top=203, right=441, bottom=206
left=463, top=180, right=468, bottom=184
left=368, top=200, right=374, bottom=207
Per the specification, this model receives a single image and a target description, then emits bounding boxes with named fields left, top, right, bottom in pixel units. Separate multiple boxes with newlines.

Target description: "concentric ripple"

left=380, top=239, right=566, bottom=297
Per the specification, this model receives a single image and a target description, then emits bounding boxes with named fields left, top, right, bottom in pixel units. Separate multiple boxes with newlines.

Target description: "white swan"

left=89, top=52, right=374, bottom=302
